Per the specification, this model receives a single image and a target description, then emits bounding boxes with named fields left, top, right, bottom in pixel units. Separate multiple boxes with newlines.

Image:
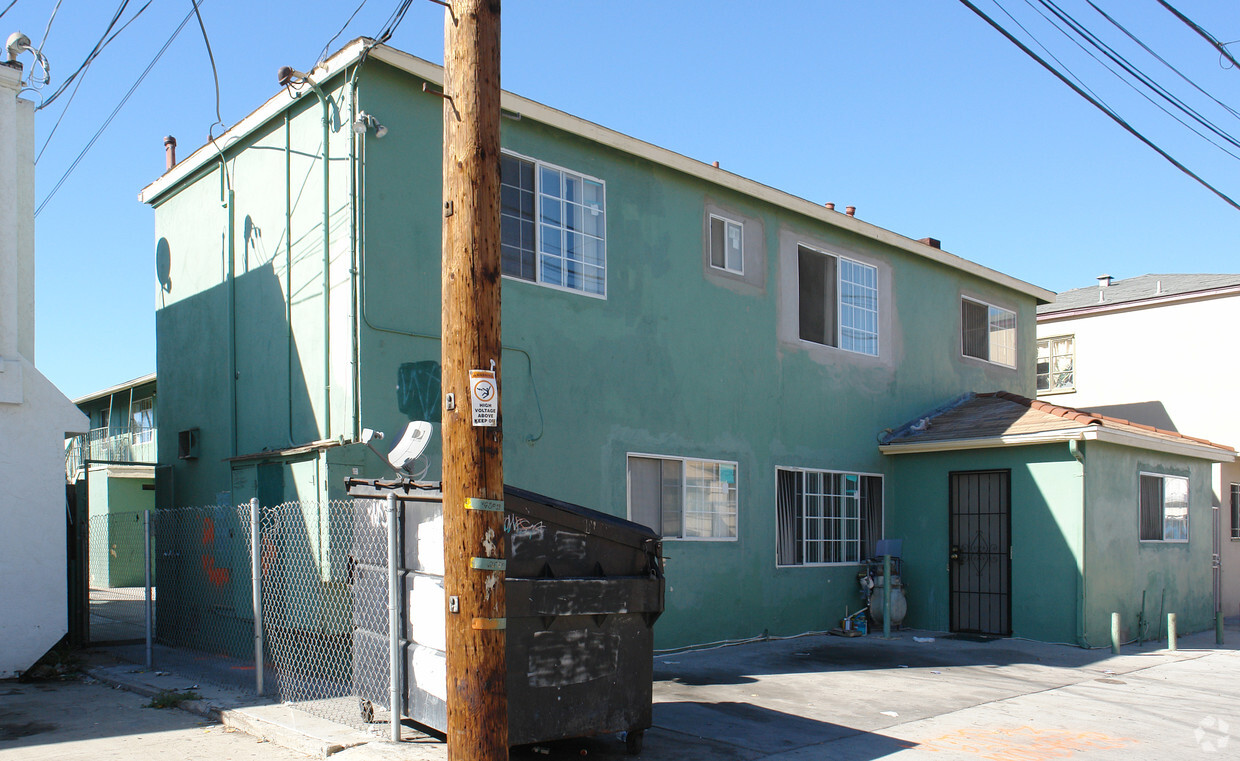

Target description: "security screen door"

left=949, top=470, right=1011, bottom=635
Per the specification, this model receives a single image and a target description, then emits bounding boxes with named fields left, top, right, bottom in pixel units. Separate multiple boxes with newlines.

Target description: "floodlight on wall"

left=353, top=111, right=388, bottom=138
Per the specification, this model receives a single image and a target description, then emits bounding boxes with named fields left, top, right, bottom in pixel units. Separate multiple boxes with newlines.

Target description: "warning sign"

left=469, top=369, right=498, bottom=427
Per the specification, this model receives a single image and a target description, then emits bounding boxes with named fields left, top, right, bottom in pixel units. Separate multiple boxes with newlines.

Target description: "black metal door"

left=949, top=470, right=1011, bottom=635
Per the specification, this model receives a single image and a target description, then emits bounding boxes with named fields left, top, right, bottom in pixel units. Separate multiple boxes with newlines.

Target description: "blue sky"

left=6, top=1, right=1238, bottom=399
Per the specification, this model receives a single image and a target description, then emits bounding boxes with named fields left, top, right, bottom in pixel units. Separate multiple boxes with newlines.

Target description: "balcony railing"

left=66, top=426, right=157, bottom=475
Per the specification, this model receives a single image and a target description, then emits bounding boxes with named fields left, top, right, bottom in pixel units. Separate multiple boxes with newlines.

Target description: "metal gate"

left=949, top=470, right=1011, bottom=635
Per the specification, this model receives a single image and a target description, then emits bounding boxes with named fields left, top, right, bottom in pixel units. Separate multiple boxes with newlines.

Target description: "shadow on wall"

left=154, top=232, right=321, bottom=509
left=1081, top=401, right=1178, bottom=432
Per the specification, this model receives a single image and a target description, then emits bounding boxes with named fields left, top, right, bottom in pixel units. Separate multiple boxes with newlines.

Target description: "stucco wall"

left=1082, top=441, right=1215, bottom=642
left=887, top=444, right=1083, bottom=643
left=0, top=361, right=88, bottom=677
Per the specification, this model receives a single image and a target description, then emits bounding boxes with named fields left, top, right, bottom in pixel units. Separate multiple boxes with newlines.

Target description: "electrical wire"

left=36, top=0, right=63, bottom=54
left=0, top=0, right=20, bottom=21
left=1086, top=0, right=1240, bottom=120
left=1157, top=0, right=1240, bottom=70
left=35, top=0, right=155, bottom=164
left=35, top=6, right=200, bottom=217
left=956, top=0, right=1240, bottom=212
left=318, top=0, right=371, bottom=66
left=189, top=0, right=224, bottom=139
left=374, top=0, right=415, bottom=44
left=1018, top=0, right=1240, bottom=161
left=37, top=0, right=131, bottom=109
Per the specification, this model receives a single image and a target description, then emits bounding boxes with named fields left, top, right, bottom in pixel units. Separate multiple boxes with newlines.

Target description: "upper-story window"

left=961, top=297, right=1016, bottom=367
left=131, top=397, right=155, bottom=445
left=501, top=152, right=606, bottom=297
left=798, top=246, right=879, bottom=356
left=709, top=214, right=743, bottom=274
left=1140, top=473, right=1188, bottom=542
left=1036, top=335, right=1074, bottom=393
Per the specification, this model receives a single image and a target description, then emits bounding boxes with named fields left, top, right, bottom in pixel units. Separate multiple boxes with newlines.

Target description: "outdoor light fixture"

left=353, top=111, right=388, bottom=138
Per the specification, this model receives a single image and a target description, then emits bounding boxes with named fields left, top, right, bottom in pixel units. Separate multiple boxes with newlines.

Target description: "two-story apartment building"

left=66, top=373, right=157, bottom=589
left=139, top=39, right=1060, bottom=649
left=1037, top=274, right=1240, bottom=617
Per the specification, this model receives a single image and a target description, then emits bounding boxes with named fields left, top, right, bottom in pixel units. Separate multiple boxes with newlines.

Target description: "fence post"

left=387, top=494, right=402, bottom=742
left=250, top=498, right=263, bottom=696
left=144, top=509, right=153, bottom=670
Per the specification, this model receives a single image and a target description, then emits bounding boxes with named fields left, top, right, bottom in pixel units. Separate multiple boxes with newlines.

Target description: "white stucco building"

left=0, top=52, right=89, bottom=677
left=1037, top=273, right=1240, bottom=617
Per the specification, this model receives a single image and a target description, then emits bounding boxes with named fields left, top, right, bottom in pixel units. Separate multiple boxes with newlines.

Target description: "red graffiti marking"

left=918, top=726, right=1135, bottom=760
left=200, top=515, right=230, bottom=588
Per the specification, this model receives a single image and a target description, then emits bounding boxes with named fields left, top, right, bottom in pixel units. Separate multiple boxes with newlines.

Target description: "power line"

left=318, top=0, right=371, bottom=65
left=189, top=0, right=224, bottom=138
left=1157, top=0, right=1240, bottom=70
left=37, top=1, right=132, bottom=110
left=35, top=0, right=155, bottom=163
left=956, top=0, right=1240, bottom=212
left=0, top=0, right=21, bottom=21
left=35, top=5, right=200, bottom=217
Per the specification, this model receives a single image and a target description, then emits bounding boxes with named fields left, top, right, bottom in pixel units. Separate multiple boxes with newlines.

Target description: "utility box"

left=345, top=479, right=664, bottom=753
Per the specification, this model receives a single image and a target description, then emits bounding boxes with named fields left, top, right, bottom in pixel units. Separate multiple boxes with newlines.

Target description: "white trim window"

left=1230, top=483, right=1239, bottom=540
left=709, top=214, right=743, bottom=274
left=130, top=397, right=155, bottom=445
left=961, top=297, right=1016, bottom=367
left=1036, top=335, right=1074, bottom=393
left=1139, top=473, right=1188, bottom=542
left=797, top=246, right=879, bottom=356
left=627, top=454, right=738, bottom=540
left=501, top=151, right=606, bottom=297
left=776, top=468, right=883, bottom=565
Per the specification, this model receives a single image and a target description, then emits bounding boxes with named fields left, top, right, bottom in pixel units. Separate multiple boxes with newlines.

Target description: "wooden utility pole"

left=440, top=1, right=506, bottom=760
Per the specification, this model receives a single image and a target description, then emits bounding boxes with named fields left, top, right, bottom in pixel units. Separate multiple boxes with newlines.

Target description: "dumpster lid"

left=344, top=478, right=659, bottom=552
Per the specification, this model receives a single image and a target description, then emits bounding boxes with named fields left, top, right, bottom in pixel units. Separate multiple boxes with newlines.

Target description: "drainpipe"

left=1069, top=438, right=1087, bottom=646
left=347, top=64, right=363, bottom=443
left=280, top=67, right=333, bottom=442
left=227, top=181, right=237, bottom=457
left=284, top=113, right=296, bottom=446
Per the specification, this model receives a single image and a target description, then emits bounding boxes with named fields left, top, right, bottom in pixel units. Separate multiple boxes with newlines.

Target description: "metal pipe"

left=285, top=113, right=296, bottom=446
left=387, top=494, right=401, bottom=742
left=347, top=64, right=362, bottom=443
left=251, top=498, right=263, bottom=695
left=227, top=185, right=238, bottom=457
left=144, top=509, right=153, bottom=670
left=299, top=77, right=333, bottom=442
left=1168, top=613, right=1177, bottom=651
left=1218, top=610, right=1225, bottom=646
left=882, top=554, right=892, bottom=639
left=1111, top=612, right=1121, bottom=654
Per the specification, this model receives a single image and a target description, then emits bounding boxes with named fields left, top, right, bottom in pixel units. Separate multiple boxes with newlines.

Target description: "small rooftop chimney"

left=712, top=161, right=719, bottom=168
left=824, top=202, right=836, bottom=210
left=918, top=237, right=941, bottom=249
left=1097, top=274, right=1112, bottom=288
left=163, top=136, right=177, bottom=172
left=845, top=206, right=856, bottom=217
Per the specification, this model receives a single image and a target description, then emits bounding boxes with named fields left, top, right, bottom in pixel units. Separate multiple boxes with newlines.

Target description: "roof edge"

left=73, top=371, right=157, bottom=405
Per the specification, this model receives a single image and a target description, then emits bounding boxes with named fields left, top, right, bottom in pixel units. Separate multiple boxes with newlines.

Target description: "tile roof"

left=881, top=391, right=1235, bottom=457
left=1038, top=273, right=1240, bottom=315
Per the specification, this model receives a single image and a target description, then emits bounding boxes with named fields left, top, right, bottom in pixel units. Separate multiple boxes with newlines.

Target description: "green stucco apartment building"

left=139, top=40, right=1225, bottom=649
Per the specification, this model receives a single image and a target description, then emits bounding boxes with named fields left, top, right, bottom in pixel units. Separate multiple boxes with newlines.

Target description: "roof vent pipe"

left=845, top=206, right=856, bottom=217
left=824, top=202, right=835, bottom=210
left=163, top=136, right=177, bottom=172
left=1097, top=274, right=1112, bottom=287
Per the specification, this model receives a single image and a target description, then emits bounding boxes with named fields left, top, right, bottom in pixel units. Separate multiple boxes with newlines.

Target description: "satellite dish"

left=387, top=421, right=433, bottom=476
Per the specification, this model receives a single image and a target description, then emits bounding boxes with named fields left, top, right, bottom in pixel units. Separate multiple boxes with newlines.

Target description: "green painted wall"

left=152, top=58, right=1041, bottom=648
left=886, top=444, right=1083, bottom=644
left=1082, top=441, right=1215, bottom=642
left=86, top=471, right=154, bottom=588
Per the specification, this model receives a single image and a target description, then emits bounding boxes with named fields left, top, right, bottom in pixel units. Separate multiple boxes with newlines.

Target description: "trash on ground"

left=880, top=710, right=899, bottom=717
left=913, top=637, right=935, bottom=643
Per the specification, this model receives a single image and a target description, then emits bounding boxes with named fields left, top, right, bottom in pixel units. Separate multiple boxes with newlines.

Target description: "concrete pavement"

left=3, top=622, right=1236, bottom=760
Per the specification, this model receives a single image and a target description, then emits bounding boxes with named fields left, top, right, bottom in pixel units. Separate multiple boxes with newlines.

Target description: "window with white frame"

left=798, top=246, right=878, bottom=356
left=1036, top=335, right=1075, bottom=393
left=628, top=454, right=738, bottom=540
left=961, top=297, right=1016, bottom=367
left=776, top=468, right=882, bottom=565
left=1230, top=483, right=1239, bottom=540
left=1139, top=473, right=1188, bottom=542
left=709, top=214, right=743, bottom=274
left=501, top=152, right=606, bottom=296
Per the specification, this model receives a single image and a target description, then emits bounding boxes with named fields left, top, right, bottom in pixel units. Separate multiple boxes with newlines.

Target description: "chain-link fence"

left=262, top=498, right=393, bottom=730
left=98, top=499, right=399, bottom=732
